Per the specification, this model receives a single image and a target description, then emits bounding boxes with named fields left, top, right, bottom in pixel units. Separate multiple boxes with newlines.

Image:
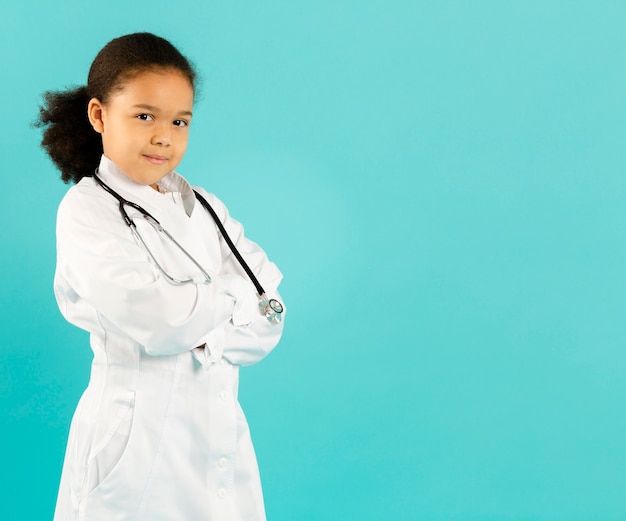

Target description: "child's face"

left=89, top=69, right=194, bottom=188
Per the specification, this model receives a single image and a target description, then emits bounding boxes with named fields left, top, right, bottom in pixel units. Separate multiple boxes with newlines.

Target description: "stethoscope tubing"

left=92, top=173, right=277, bottom=308
left=192, top=190, right=265, bottom=296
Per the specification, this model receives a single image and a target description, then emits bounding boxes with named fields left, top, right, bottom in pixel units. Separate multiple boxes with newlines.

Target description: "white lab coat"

left=53, top=156, right=284, bottom=521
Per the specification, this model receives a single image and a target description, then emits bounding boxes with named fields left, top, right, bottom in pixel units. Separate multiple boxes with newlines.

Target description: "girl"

left=38, top=32, right=285, bottom=521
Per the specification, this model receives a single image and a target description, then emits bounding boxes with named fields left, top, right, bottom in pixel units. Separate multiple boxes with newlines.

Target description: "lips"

left=143, top=154, right=169, bottom=165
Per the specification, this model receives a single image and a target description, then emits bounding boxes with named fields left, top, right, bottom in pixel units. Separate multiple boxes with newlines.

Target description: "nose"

left=151, top=124, right=172, bottom=147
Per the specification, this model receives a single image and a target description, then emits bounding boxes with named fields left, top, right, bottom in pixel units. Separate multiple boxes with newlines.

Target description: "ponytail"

left=36, top=86, right=102, bottom=184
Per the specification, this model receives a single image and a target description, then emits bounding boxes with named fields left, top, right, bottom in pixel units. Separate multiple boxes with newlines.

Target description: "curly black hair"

left=36, top=32, right=197, bottom=183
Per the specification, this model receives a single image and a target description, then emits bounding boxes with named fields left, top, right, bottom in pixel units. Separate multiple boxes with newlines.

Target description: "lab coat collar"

left=96, top=155, right=197, bottom=217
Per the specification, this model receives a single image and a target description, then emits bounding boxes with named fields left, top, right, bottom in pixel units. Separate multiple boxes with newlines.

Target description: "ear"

left=87, top=98, right=105, bottom=133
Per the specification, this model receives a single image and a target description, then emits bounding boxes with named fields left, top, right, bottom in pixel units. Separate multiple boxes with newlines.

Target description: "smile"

left=143, top=154, right=169, bottom=165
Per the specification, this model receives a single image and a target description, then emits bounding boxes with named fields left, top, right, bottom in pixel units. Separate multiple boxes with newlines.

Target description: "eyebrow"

left=132, top=104, right=193, bottom=117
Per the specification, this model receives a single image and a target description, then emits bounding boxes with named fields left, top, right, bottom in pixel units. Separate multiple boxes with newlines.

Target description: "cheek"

left=177, top=134, right=190, bottom=153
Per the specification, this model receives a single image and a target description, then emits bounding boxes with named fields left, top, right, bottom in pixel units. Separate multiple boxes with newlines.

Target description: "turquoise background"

left=2, top=1, right=626, bottom=519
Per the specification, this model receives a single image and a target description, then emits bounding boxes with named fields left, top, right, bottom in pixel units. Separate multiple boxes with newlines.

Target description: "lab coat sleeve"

left=55, top=188, right=242, bottom=356
left=194, top=189, right=285, bottom=366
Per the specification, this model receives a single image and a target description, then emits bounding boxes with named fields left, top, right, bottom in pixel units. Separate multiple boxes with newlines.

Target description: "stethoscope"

left=93, top=172, right=283, bottom=325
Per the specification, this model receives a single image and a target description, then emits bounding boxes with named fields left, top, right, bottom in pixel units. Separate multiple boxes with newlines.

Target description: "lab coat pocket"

left=83, top=391, right=136, bottom=499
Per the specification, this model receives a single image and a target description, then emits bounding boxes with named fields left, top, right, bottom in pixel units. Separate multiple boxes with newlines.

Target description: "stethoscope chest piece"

left=259, top=296, right=283, bottom=325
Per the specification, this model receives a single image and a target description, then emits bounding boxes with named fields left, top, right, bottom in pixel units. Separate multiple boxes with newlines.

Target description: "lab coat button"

left=219, top=390, right=228, bottom=401
left=218, top=457, right=228, bottom=469
left=218, top=487, right=226, bottom=499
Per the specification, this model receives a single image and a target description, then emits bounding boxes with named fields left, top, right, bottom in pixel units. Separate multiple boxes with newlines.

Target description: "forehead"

left=111, top=69, right=194, bottom=110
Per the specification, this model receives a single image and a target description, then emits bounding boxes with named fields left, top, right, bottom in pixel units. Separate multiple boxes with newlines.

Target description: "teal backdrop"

left=2, top=1, right=626, bottom=519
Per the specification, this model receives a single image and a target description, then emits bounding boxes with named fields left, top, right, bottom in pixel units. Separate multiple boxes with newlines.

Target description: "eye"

left=136, top=113, right=153, bottom=121
left=173, top=119, right=189, bottom=128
